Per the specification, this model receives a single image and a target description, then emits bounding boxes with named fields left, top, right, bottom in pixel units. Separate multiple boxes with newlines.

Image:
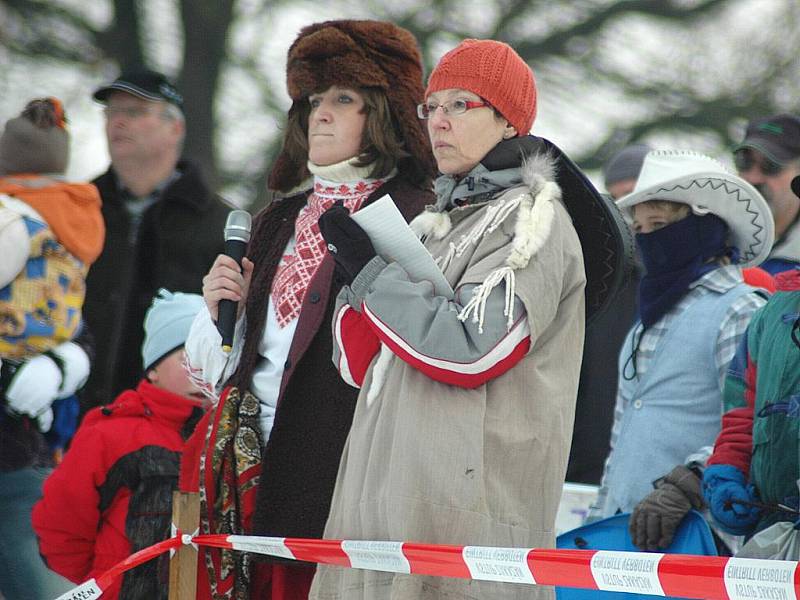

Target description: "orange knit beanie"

left=426, top=39, right=537, bottom=136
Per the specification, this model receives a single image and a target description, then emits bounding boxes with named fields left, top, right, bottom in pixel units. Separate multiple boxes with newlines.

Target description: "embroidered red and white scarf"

left=271, top=177, right=386, bottom=327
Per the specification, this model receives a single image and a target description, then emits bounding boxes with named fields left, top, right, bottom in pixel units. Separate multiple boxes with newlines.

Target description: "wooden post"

left=168, top=491, right=200, bottom=600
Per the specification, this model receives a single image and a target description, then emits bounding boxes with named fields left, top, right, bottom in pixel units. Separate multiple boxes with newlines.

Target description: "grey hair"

left=160, top=102, right=185, bottom=152
left=160, top=101, right=184, bottom=124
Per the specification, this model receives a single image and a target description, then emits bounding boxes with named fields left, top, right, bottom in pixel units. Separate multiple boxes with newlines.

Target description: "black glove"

left=318, top=203, right=376, bottom=284
left=630, top=464, right=704, bottom=551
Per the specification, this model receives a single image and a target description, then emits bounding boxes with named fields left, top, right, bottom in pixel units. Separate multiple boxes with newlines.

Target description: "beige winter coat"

left=310, top=157, right=586, bottom=600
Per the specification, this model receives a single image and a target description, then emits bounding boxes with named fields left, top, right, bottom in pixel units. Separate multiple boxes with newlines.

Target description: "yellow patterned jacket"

left=0, top=192, right=90, bottom=360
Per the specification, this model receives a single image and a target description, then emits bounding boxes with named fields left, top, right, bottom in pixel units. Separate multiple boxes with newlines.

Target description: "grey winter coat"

left=310, top=155, right=586, bottom=600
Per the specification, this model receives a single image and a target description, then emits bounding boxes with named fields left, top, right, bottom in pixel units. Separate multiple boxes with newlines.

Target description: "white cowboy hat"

left=617, top=150, right=775, bottom=267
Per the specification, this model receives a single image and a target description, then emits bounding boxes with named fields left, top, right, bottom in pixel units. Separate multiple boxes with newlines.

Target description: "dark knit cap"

left=0, top=98, right=69, bottom=176
left=268, top=19, right=436, bottom=192
left=603, top=143, right=652, bottom=187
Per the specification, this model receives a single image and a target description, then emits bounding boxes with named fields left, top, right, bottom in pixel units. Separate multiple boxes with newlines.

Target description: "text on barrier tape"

left=56, top=534, right=800, bottom=600
left=54, top=579, right=101, bottom=600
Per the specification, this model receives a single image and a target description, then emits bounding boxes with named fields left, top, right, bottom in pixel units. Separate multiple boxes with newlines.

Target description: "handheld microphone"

left=218, top=210, right=252, bottom=353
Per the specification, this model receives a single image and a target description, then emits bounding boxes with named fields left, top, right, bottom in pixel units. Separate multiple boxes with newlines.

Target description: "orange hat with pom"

left=426, top=39, right=537, bottom=136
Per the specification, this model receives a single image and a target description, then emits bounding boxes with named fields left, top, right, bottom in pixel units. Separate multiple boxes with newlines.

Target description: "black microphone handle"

left=217, top=237, right=248, bottom=351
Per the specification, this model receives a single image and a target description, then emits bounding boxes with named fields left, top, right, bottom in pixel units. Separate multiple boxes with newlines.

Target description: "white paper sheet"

left=351, top=194, right=454, bottom=298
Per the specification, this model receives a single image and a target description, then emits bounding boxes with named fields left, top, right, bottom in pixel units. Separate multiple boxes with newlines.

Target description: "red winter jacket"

left=32, top=380, right=204, bottom=600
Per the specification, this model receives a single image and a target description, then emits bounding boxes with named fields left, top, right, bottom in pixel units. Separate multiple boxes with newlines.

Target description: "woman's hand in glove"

left=318, top=203, right=376, bottom=284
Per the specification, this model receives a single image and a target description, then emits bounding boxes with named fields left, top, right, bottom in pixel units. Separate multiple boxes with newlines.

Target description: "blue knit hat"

left=141, top=289, right=205, bottom=371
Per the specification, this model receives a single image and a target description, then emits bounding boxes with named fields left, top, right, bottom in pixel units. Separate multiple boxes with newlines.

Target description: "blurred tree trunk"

left=98, top=0, right=145, bottom=70
left=178, top=0, right=236, bottom=189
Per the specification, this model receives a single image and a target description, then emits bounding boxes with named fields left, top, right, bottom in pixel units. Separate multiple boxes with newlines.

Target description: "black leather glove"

left=318, top=203, right=376, bottom=284
left=630, top=464, right=704, bottom=551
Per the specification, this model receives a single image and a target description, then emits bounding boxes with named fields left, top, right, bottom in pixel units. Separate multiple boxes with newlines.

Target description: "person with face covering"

left=590, top=151, right=775, bottom=554
left=310, top=39, right=626, bottom=600
left=178, top=20, right=436, bottom=600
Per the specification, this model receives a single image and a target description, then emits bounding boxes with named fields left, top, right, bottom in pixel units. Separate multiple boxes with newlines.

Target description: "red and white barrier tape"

left=56, top=535, right=182, bottom=599
left=56, top=533, right=800, bottom=600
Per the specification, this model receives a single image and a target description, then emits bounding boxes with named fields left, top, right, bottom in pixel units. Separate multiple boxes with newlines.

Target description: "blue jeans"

left=0, top=468, right=73, bottom=600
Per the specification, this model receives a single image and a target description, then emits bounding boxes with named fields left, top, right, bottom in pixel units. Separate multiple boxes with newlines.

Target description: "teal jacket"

left=709, top=269, right=800, bottom=530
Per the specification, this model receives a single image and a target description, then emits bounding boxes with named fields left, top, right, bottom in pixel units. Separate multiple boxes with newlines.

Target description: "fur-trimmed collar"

left=367, top=153, right=562, bottom=403
left=411, top=152, right=560, bottom=271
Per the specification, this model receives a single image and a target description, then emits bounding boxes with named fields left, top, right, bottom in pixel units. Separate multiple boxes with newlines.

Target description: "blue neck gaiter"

left=636, top=212, right=736, bottom=328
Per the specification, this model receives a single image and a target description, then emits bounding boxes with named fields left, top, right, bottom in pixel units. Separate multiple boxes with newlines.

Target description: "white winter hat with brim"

left=617, top=150, right=775, bottom=267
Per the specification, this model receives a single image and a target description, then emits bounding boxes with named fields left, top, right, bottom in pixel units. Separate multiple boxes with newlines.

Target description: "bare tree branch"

left=513, top=0, right=729, bottom=59
left=1, top=0, right=104, bottom=63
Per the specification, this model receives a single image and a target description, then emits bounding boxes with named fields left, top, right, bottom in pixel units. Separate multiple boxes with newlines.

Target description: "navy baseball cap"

left=734, top=114, right=800, bottom=164
left=93, top=68, right=184, bottom=108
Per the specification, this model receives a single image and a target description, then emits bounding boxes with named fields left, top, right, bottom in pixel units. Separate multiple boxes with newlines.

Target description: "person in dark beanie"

left=0, top=97, right=102, bottom=385
left=32, top=290, right=208, bottom=600
left=734, top=114, right=800, bottom=274
left=0, top=98, right=103, bottom=365
left=311, top=38, right=626, bottom=600
left=0, top=98, right=103, bottom=600
left=82, top=68, right=230, bottom=412
left=603, top=143, right=652, bottom=200
left=179, top=20, right=435, bottom=599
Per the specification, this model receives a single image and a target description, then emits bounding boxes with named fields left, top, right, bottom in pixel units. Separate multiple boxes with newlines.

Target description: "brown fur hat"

left=268, top=20, right=436, bottom=193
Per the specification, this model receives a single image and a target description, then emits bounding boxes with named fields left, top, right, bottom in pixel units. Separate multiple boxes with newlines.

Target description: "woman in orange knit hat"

left=310, top=39, right=629, bottom=599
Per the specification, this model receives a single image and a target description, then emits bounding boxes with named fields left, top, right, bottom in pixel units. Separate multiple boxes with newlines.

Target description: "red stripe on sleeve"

left=334, top=305, right=381, bottom=388
left=361, top=302, right=531, bottom=388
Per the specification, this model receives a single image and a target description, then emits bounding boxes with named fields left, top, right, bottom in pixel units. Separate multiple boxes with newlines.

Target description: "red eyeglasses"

left=417, top=99, right=490, bottom=119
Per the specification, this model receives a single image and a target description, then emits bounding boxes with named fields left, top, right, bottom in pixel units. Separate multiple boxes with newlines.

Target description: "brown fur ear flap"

left=268, top=102, right=311, bottom=194
left=267, top=150, right=300, bottom=194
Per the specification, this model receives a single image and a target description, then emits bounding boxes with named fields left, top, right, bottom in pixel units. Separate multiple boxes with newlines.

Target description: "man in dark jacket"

left=83, top=69, right=230, bottom=409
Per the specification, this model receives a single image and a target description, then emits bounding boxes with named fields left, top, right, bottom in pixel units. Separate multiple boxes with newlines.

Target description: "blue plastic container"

left=555, top=511, right=717, bottom=599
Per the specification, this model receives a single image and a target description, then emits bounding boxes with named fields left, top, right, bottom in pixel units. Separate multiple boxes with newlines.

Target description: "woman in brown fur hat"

left=179, top=19, right=435, bottom=600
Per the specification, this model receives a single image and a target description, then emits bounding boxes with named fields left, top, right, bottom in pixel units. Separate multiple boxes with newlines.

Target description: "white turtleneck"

left=185, top=157, right=390, bottom=443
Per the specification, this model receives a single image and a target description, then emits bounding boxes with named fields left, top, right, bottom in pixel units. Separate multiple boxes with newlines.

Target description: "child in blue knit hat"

left=31, top=289, right=208, bottom=600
